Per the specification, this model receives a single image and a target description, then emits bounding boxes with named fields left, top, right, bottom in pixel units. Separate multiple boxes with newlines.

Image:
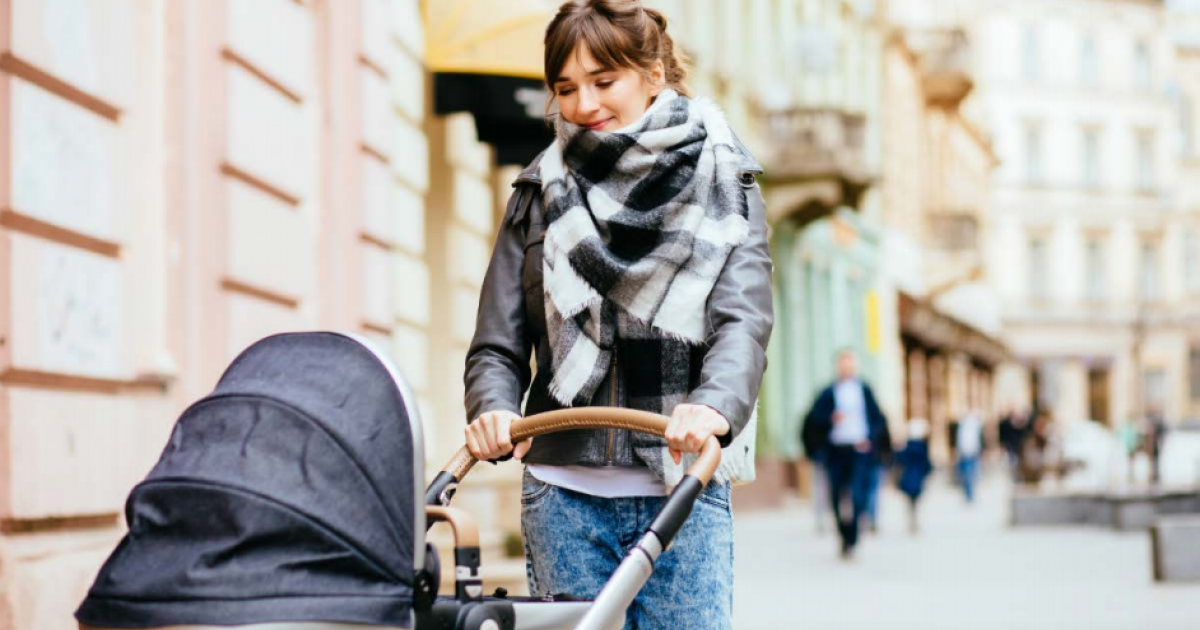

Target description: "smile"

left=585, top=118, right=613, bottom=131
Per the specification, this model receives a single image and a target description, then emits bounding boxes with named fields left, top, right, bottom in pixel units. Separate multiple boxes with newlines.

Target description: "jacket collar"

left=513, top=150, right=545, bottom=187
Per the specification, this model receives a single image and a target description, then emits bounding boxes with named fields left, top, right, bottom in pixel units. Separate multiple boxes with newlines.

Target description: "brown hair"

left=544, top=0, right=691, bottom=101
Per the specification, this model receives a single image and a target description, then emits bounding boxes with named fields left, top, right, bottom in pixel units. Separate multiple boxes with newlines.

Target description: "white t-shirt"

left=957, top=415, right=983, bottom=457
left=527, top=464, right=668, bottom=498
left=830, top=378, right=869, bottom=445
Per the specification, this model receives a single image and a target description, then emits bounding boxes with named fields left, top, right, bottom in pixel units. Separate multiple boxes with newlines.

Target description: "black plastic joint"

left=648, top=476, right=704, bottom=547
left=455, top=546, right=483, bottom=602
left=425, top=471, right=459, bottom=507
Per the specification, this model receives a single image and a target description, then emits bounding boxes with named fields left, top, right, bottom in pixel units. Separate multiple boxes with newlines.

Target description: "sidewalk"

left=732, top=469, right=1200, bottom=630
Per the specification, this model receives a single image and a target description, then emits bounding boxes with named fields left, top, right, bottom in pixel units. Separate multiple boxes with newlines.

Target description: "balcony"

left=909, top=28, right=973, bottom=107
left=927, top=211, right=979, bottom=251
left=754, top=106, right=872, bottom=210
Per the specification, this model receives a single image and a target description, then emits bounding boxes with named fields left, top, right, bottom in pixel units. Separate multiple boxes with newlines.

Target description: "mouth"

left=584, top=118, right=613, bottom=131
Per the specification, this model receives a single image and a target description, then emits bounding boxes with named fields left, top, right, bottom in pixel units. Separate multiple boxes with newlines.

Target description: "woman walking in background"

left=462, top=1, right=773, bottom=628
left=897, top=418, right=934, bottom=534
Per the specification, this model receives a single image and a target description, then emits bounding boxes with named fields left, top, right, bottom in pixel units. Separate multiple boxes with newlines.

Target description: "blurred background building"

left=970, top=0, right=1189, bottom=430
left=0, top=1, right=1198, bottom=628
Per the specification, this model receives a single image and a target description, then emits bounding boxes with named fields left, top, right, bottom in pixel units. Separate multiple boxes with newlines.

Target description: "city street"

left=732, top=469, right=1200, bottom=630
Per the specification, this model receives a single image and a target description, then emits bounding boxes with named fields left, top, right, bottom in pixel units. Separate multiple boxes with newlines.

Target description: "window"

left=1082, top=127, right=1101, bottom=188
left=1081, top=35, right=1097, bottom=87
left=1139, top=238, right=1160, bottom=302
left=1134, top=40, right=1151, bottom=90
left=1086, top=237, right=1105, bottom=301
left=1186, top=229, right=1200, bottom=295
left=1023, top=25, right=1040, bottom=81
left=1182, top=94, right=1195, bottom=157
left=1137, top=131, right=1155, bottom=192
left=1191, top=347, right=1200, bottom=402
left=1025, top=123, right=1044, bottom=185
left=1029, top=236, right=1048, bottom=300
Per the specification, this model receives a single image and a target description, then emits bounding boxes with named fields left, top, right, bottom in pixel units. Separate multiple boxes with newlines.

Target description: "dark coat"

left=801, top=380, right=892, bottom=462
left=896, top=439, right=933, bottom=499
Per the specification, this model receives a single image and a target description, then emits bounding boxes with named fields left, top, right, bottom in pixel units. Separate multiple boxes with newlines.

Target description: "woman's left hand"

left=665, top=404, right=730, bottom=465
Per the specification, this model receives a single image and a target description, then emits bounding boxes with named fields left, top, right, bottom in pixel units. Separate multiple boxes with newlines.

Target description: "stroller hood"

left=76, top=332, right=425, bottom=628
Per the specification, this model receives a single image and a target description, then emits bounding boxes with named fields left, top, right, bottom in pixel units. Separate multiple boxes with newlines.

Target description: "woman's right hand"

left=466, top=410, right=533, bottom=461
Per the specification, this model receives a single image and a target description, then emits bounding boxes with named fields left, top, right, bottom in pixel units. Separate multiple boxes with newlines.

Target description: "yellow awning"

left=422, top=0, right=558, bottom=80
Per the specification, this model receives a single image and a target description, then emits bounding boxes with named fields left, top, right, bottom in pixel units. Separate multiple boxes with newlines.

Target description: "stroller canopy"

left=77, top=332, right=426, bottom=628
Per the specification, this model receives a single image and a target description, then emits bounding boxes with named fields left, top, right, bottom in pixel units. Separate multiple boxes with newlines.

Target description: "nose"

left=577, top=86, right=600, bottom=116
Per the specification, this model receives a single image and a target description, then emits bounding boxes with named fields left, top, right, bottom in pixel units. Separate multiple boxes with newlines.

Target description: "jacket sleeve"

left=463, top=188, right=534, bottom=422
left=686, top=178, right=774, bottom=446
left=865, top=385, right=894, bottom=460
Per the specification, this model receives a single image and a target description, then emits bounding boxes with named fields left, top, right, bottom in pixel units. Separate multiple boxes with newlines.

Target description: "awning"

left=423, top=0, right=558, bottom=165
left=899, top=292, right=1009, bottom=366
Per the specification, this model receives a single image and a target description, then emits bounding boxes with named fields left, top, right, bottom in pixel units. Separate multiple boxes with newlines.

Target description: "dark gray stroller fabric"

left=76, top=332, right=417, bottom=628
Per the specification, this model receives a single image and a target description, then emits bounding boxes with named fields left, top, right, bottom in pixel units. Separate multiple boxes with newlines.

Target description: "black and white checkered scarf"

left=538, top=89, right=751, bottom=477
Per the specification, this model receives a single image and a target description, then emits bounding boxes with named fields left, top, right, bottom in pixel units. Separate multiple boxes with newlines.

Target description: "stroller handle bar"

left=435, top=407, right=721, bottom=489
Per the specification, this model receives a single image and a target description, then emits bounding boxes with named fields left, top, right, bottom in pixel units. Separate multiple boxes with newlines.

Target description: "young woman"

left=462, top=1, right=773, bottom=627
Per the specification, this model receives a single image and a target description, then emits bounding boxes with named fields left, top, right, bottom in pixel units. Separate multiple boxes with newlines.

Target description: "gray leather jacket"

left=464, top=150, right=774, bottom=468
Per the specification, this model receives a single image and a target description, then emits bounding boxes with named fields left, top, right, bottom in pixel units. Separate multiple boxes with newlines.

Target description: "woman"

left=896, top=418, right=933, bottom=534
left=462, top=1, right=772, bottom=627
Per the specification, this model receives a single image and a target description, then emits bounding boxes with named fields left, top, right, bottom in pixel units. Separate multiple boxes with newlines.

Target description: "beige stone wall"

left=0, top=0, right=498, bottom=626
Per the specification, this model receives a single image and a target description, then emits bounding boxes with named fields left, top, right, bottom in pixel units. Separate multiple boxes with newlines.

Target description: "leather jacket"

left=464, top=148, right=774, bottom=468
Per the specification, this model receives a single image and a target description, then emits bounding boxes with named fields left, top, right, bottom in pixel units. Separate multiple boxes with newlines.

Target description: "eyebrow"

left=554, top=68, right=613, bottom=84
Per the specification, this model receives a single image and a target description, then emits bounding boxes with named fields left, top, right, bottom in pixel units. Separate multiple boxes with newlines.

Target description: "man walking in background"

left=803, top=349, right=892, bottom=559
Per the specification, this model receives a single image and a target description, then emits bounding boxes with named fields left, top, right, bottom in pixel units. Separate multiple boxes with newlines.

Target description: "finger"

left=480, top=414, right=500, bottom=455
left=496, top=415, right=514, bottom=455
left=671, top=447, right=682, bottom=465
left=465, top=426, right=484, bottom=460
left=513, top=438, right=533, bottom=461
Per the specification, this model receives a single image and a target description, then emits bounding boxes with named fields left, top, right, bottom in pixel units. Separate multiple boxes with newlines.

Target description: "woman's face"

left=552, top=44, right=664, bottom=132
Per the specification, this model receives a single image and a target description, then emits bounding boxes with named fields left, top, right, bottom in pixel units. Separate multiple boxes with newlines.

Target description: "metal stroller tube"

left=425, top=407, right=723, bottom=630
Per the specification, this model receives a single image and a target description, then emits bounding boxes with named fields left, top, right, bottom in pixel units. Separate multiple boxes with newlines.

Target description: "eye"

left=557, top=87, right=576, bottom=96
left=596, top=80, right=614, bottom=89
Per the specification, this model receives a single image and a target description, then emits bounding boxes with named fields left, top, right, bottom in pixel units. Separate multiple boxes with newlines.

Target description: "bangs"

left=545, top=12, right=640, bottom=85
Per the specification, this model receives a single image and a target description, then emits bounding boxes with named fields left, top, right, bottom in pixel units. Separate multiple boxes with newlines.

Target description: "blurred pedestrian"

left=1145, top=408, right=1167, bottom=485
left=998, top=406, right=1029, bottom=481
left=896, top=418, right=933, bottom=534
left=1020, top=410, right=1054, bottom=483
left=801, top=406, right=833, bottom=534
left=956, top=410, right=983, bottom=503
left=804, top=349, right=891, bottom=559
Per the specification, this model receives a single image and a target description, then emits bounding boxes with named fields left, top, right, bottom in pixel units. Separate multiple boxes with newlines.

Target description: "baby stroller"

left=76, top=332, right=722, bottom=630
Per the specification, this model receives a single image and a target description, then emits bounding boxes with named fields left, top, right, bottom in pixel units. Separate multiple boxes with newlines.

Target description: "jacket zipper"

left=607, top=344, right=617, bottom=464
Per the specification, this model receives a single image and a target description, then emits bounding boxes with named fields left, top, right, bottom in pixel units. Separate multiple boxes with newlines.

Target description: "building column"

left=1056, top=358, right=1089, bottom=425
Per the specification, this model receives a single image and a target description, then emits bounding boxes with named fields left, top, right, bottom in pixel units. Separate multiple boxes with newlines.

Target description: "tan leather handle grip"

left=443, top=407, right=722, bottom=486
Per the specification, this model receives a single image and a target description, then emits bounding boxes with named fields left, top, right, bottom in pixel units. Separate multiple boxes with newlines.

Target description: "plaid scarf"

left=538, top=89, right=752, bottom=481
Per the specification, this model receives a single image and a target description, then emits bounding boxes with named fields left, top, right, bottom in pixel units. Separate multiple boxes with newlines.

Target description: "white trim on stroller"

left=339, top=332, right=428, bottom=574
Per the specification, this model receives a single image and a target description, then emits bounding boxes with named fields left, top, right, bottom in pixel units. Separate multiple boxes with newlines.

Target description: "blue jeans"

left=958, top=456, right=979, bottom=503
left=824, top=446, right=873, bottom=550
left=520, top=469, right=734, bottom=630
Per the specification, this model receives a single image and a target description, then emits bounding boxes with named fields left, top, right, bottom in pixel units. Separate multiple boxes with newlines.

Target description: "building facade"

left=0, top=1, right=536, bottom=627
left=877, top=18, right=1007, bottom=462
left=1168, top=1, right=1200, bottom=423
left=969, top=0, right=1196, bottom=427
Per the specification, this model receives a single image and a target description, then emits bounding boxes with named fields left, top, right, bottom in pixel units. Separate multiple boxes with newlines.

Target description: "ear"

left=649, top=59, right=666, bottom=96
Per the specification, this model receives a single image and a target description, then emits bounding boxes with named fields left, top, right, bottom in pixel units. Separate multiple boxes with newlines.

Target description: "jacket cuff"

left=685, top=394, right=740, bottom=448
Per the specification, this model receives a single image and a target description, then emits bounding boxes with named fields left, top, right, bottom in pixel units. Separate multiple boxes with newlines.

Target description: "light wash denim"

left=520, top=469, right=734, bottom=630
